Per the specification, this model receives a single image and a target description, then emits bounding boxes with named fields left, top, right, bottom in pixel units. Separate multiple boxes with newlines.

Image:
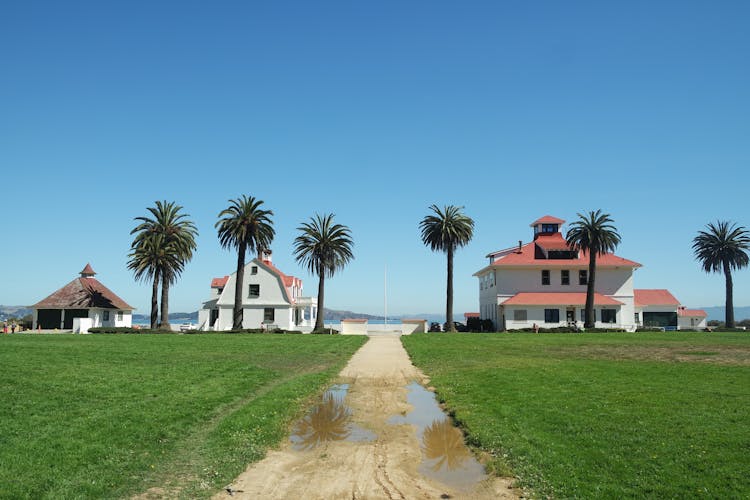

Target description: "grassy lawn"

left=0, top=333, right=366, bottom=499
left=402, top=332, right=750, bottom=498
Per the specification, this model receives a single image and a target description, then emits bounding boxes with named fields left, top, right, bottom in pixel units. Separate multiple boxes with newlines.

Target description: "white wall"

left=341, top=320, right=368, bottom=335
left=502, top=305, right=635, bottom=331
left=494, top=267, right=633, bottom=296
left=216, top=261, right=290, bottom=308
left=478, top=266, right=636, bottom=331
left=678, top=316, right=707, bottom=330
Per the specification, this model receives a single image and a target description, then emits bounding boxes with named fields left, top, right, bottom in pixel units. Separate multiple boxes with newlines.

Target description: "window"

left=103, top=311, right=110, bottom=321
left=580, top=309, right=586, bottom=321
left=579, top=270, right=588, bottom=285
left=601, top=309, right=616, bottom=323
left=251, top=266, right=258, bottom=275
left=634, top=312, right=640, bottom=323
left=249, top=284, right=260, bottom=298
left=542, top=224, right=558, bottom=233
left=541, top=270, right=550, bottom=285
left=544, top=309, right=560, bottom=323
left=561, top=270, right=570, bottom=285
left=513, top=309, right=527, bottom=321
left=116, top=311, right=123, bottom=321
left=264, top=308, right=275, bottom=322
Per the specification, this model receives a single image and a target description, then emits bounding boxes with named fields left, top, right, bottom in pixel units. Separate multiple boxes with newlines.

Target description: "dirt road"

left=215, top=334, right=517, bottom=499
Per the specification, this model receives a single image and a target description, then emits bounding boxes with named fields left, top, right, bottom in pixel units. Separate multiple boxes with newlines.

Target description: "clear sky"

left=2, top=1, right=749, bottom=317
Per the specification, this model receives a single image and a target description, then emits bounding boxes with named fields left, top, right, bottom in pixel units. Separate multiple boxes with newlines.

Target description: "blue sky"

left=2, top=1, right=749, bottom=316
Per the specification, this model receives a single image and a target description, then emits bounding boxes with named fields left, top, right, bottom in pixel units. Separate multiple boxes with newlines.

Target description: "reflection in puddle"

left=290, top=384, right=376, bottom=451
left=389, top=382, right=487, bottom=490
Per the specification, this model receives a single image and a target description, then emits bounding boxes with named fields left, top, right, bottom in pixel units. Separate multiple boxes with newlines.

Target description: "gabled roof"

left=490, top=240, right=641, bottom=268
left=678, top=308, right=707, bottom=318
left=634, top=289, right=680, bottom=307
left=530, top=215, right=565, bottom=226
left=502, top=292, right=623, bottom=306
left=33, top=275, right=134, bottom=310
left=259, top=260, right=300, bottom=304
left=211, top=276, right=229, bottom=288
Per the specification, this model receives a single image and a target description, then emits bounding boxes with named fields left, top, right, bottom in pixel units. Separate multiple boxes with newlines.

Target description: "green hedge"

left=88, top=327, right=169, bottom=334
left=88, top=327, right=305, bottom=335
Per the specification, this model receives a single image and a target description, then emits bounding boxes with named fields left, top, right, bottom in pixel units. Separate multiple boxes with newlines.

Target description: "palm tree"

left=131, top=201, right=198, bottom=329
left=293, top=214, right=354, bottom=331
left=565, top=210, right=621, bottom=329
left=692, top=221, right=750, bottom=328
left=216, top=196, right=275, bottom=329
left=419, top=205, right=474, bottom=332
left=127, top=233, right=184, bottom=329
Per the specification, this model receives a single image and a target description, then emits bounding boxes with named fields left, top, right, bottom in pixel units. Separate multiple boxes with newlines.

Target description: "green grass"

left=0, top=334, right=366, bottom=499
left=402, top=332, right=750, bottom=498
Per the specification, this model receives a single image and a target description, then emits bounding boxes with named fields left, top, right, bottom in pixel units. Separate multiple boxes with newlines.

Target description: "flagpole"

left=384, top=264, right=388, bottom=331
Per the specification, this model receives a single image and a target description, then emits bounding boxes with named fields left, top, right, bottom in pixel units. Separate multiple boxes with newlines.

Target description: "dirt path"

left=214, top=334, right=517, bottom=499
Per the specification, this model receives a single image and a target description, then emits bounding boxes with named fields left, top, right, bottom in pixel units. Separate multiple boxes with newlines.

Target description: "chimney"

left=517, top=240, right=523, bottom=253
left=260, top=248, right=272, bottom=264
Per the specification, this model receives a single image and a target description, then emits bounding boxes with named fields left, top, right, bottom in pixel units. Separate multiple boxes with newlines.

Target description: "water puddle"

left=389, top=381, right=487, bottom=490
left=290, top=384, right=376, bottom=451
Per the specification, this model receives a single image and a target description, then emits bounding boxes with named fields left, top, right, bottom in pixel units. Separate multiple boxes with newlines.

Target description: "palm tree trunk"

left=447, top=246, right=455, bottom=332
left=724, top=260, right=734, bottom=328
left=233, top=242, right=246, bottom=330
left=585, top=252, right=597, bottom=328
left=160, top=277, right=170, bottom=330
left=150, top=270, right=160, bottom=330
left=315, top=274, right=325, bottom=330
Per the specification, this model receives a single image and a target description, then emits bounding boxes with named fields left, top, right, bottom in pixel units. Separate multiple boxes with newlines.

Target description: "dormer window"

left=542, top=224, right=558, bottom=234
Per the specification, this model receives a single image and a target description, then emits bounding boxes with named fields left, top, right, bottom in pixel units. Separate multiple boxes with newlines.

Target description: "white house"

left=198, top=250, right=317, bottom=331
left=32, top=264, right=134, bottom=331
left=474, top=216, right=706, bottom=331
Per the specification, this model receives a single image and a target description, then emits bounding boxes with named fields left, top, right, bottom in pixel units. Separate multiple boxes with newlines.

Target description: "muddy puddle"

left=290, top=384, right=376, bottom=451
left=389, top=381, right=487, bottom=491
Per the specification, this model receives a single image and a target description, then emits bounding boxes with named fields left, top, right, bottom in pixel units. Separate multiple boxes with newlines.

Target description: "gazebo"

left=32, top=264, right=134, bottom=331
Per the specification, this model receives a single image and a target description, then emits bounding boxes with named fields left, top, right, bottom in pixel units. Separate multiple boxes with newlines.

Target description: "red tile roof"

left=678, top=308, right=707, bottom=318
left=33, top=276, right=134, bottom=310
left=464, top=312, right=480, bottom=318
left=491, top=241, right=641, bottom=268
left=634, top=289, right=680, bottom=307
left=80, top=263, right=96, bottom=276
left=502, top=292, right=623, bottom=306
left=211, top=276, right=229, bottom=288
left=534, top=233, right=571, bottom=251
left=530, top=215, right=565, bottom=226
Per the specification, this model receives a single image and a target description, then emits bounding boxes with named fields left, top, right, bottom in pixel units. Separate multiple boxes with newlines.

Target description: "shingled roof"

left=33, top=265, right=134, bottom=310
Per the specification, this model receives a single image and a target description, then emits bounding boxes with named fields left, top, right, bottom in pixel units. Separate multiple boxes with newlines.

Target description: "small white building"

left=474, top=216, right=707, bottom=332
left=32, top=264, right=134, bottom=331
left=198, top=250, right=317, bottom=331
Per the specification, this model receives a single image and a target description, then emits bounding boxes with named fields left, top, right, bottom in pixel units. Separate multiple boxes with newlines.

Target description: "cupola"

left=530, top=215, right=565, bottom=240
left=80, top=263, right=96, bottom=278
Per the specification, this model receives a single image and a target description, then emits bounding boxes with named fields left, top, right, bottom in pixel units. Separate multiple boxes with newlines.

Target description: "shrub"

left=311, top=328, right=340, bottom=335
left=466, top=317, right=495, bottom=332
left=89, top=327, right=168, bottom=334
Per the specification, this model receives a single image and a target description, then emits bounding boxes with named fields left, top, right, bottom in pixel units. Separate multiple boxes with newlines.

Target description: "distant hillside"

left=133, top=311, right=199, bottom=323
left=0, top=306, right=32, bottom=320
left=701, top=306, right=750, bottom=322
left=324, top=308, right=384, bottom=321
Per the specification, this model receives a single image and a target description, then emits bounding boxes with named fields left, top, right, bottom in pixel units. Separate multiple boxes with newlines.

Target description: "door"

left=566, top=308, right=575, bottom=326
